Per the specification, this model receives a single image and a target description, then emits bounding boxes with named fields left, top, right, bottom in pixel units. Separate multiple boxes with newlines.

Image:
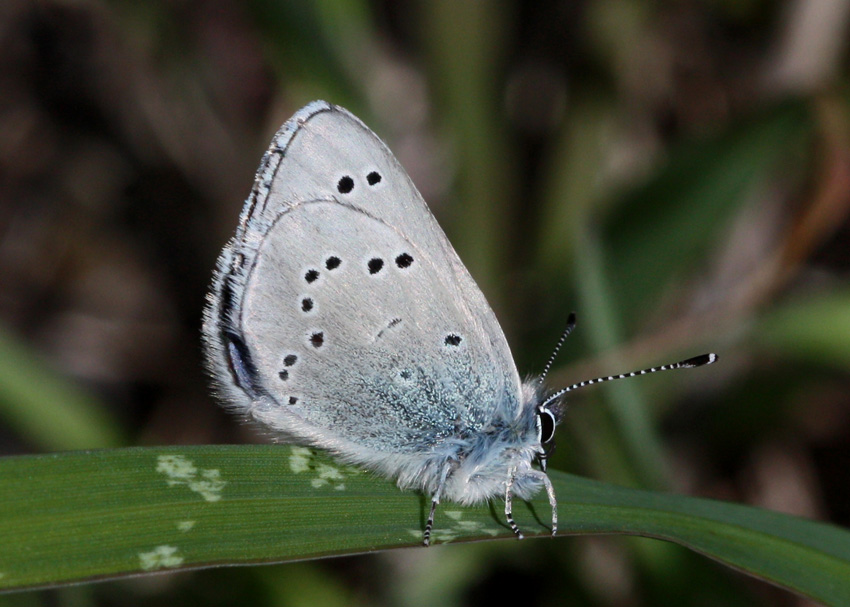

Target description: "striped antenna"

left=540, top=353, right=718, bottom=411
left=539, top=312, right=577, bottom=384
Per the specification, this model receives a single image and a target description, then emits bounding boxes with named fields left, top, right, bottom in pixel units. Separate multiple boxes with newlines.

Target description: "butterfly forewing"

left=205, top=102, right=523, bottom=456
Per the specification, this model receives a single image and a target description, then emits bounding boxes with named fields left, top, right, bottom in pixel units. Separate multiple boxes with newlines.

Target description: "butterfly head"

left=530, top=312, right=717, bottom=474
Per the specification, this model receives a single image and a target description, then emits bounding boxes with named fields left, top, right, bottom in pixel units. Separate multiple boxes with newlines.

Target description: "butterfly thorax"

left=386, top=389, right=544, bottom=505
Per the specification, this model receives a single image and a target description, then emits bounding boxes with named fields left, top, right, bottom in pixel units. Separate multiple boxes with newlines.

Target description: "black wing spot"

left=279, top=370, right=289, bottom=381
left=325, top=256, right=341, bottom=270
left=283, top=354, right=298, bottom=366
left=395, top=253, right=414, bottom=268
left=367, top=171, right=382, bottom=185
left=368, top=258, right=384, bottom=274
left=337, top=176, right=354, bottom=194
left=444, top=334, right=462, bottom=346
left=310, top=331, right=324, bottom=348
left=288, top=396, right=298, bottom=405
left=305, top=269, right=319, bottom=283
left=301, top=297, right=314, bottom=312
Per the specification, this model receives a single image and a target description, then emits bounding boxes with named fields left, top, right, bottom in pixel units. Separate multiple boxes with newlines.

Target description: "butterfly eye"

left=538, top=407, right=556, bottom=444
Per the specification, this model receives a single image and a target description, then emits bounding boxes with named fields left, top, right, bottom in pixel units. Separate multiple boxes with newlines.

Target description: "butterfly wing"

left=204, top=101, right=522, bottom=457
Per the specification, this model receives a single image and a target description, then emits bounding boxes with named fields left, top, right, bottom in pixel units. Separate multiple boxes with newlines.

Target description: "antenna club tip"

left=682, top=353, right=718, bottom=367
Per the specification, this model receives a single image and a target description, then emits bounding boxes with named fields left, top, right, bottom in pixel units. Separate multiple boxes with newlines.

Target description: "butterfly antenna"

left=540, top=353, right=718, bottom=410
left=539, top=312, right=577, bottom=384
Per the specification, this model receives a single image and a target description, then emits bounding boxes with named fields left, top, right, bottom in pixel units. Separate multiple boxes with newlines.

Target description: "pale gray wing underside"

left=204, top=101, right=522, bottom=454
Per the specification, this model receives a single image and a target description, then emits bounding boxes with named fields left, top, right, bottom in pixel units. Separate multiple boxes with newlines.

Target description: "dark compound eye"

left=310, top=331, right=324, bottom=348
left=368, top=258, right=384, bottom=274
left=304, top=269, right=319, bottom=283
left=539, top=408, right=556, bottom=444
left=395, top=253, right=413, bottom=268
left=444, top=334, right=462, bottom=346
left=325, top=256, right=341, bottom=270
left=367, top=171, right=381, bottom=185
left=301, top=297, right=314, bottom=312
left=337, top=176, right=354, bottom=194
left=283, top=354, right=297, bottom=366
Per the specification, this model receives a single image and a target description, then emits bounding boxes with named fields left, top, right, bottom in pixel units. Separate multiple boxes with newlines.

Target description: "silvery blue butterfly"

left=203, top=101, right=716, bottom=544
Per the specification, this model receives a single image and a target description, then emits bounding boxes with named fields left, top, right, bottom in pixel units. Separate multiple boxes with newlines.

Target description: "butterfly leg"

left=528, top=470, right=558, bottom=535
left=423, top=464, right=451, bottom=547
left=505, top=467, right=524, bottom=539
left=423, top=499, right=438, bottom=547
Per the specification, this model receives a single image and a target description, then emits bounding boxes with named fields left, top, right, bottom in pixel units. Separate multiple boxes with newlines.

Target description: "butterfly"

left=203, top=101, right=716, bottom=545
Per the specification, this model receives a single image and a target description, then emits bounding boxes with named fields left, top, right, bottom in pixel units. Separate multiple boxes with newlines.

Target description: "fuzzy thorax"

left=440, top=442, right=544, bottom=505
left=393, top=389, right=547, bottom=506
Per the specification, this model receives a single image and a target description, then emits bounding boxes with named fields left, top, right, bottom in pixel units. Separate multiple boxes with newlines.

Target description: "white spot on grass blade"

left=177, top=520, right=196, bottom=532
left=188, top=468, right=226, bottom=502
left=156, top=455, right=226, bottom=501
left=317, top=463, right=343, bottom=481
left=157, top=454, right=197, bottom=484
left=449, top=519, right=501, bottom=536
left=307, top=462, right=348, bottom=489
left=139, top=545, right=184, bottom=570
left=406, top=518, right=500, bottom=542
left=289, top=447, right=311, bottom=473
left=433, top=530, right=458, bottom=543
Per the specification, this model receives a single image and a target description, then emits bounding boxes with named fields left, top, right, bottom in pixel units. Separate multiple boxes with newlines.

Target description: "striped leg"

left=505, top=468, right=524, bottom=539
left=423, top=499, right=438, bottom=547
left=423, top=464, right=450, bottom=546
left=529, top=470, right=558, bottom=535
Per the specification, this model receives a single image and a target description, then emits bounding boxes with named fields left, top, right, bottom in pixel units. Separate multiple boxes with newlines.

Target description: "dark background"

left=1, top=1, right=849, bottom=605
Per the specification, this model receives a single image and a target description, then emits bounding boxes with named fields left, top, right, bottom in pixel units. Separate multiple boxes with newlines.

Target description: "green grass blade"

left=756, top=289, right=850, bottom=370
left=571, top=228, right=671, bottom=490
left=422, top=0, right=514, bottom=308
left=0, top=328, right=125, bottom=450
left=1, top=446, right=848, bottom=604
